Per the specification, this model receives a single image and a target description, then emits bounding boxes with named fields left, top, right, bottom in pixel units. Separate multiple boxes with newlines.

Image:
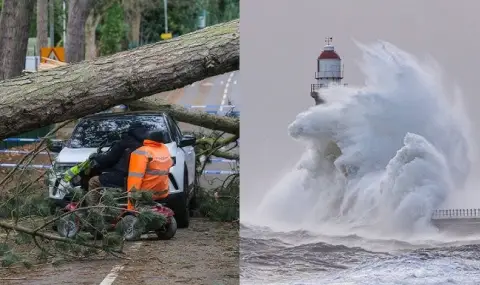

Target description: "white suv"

left=47, top=111, right=197, bottom=228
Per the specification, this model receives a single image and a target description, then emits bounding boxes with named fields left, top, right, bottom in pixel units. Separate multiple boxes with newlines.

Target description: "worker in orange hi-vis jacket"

left=127, top=131, right=173, bottom=211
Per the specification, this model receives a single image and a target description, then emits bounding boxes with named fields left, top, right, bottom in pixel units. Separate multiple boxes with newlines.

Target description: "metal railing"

left=431, top=209, right=480, bottom=219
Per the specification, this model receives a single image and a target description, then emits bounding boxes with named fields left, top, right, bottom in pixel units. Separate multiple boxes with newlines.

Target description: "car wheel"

left=189, top=192, right=198, bottom=217
left=175, top=169, right=190, bottom=228
left=56, top=214, right=81, bottom=238
left=156, top=217, right=177, bottom=240
left=116, top=215, right=143, bottom=241
left=189, top=178, right=198, bottom=215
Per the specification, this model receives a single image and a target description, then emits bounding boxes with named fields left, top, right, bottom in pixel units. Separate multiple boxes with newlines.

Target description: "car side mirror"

left=178, top=135, right=196, bottom=147
left=47, top=140, right=64, bottom=153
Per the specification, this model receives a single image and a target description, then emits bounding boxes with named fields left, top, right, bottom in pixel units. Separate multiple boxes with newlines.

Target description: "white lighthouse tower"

left=310, top=37, right=344, bottom=105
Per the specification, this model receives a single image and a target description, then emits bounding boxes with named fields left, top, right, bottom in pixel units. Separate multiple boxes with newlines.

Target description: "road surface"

left=164, top=71, right=240, bottom=115
left=0, top=219, right=238, bottom=285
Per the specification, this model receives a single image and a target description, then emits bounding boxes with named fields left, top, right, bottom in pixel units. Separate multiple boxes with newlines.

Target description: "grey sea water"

left=241, top=224, right=480, bottom=285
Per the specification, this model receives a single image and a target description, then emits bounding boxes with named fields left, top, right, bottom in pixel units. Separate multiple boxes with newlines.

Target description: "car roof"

left=82, top=110, right=169, bottom=120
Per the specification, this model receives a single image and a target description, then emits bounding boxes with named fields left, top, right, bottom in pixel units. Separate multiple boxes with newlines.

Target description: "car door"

left=166, top=117, right=195, bottom=186
left=173, top=120, right=195, bottom=186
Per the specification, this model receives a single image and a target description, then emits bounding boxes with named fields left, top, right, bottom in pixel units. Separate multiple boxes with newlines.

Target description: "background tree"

left=121, top=0, right=174, bottom=49
left=201, top=0, right=239, bottom=26
left=85, top=0, right=118, bottom=60
left=122, top=0, right=143, bottom=49
left=36, top=0, right=48, bottom=55
left=0, top=0, right=36, bottom=80
left=65, top=0, right=94, bottom=63
left=52, top=0, right=66, bottom=46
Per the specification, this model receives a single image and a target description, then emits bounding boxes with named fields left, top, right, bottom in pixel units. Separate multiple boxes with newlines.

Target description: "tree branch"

left=128, top=99, right=239, bottom=135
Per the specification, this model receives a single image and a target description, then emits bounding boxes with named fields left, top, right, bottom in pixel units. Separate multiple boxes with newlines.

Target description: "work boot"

left=85, top=190, right=102, bottom=207
left=85, top=176, right=103, bottom=207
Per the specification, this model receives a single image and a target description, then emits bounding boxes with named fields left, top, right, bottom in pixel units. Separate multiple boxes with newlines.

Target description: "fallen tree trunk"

left=0, top=19, right=239, bottom=140
left=128, top=98, right=239, bottom=135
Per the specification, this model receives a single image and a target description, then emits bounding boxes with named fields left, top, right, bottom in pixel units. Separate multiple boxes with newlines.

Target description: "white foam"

left=252, top=41, right=473, bottom=238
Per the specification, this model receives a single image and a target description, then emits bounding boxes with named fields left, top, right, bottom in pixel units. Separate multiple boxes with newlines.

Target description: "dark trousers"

left=85, top=171, right=126, bottom=206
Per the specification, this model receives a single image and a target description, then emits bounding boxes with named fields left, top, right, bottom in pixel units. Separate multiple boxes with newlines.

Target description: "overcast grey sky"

left=240, top=0, right=480, bottom=212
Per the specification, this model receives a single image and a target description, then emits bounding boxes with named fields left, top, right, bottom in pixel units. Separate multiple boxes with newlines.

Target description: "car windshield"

left=68, top=115, right=171, bottom=148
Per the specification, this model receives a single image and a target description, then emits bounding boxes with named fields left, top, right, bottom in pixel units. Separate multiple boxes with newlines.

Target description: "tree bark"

left=0, top=19, right=239, bottom=140
left=0, top=0, right=36, bottom=80
left=128, top=98, right=239, bottom=135
left=84, top=12, right=101, bottom=60
left=129, top=8, right=141, bottom=46
left=65, top=0, right=94, bottom=63
left=36, top=0, right=49, bottom=55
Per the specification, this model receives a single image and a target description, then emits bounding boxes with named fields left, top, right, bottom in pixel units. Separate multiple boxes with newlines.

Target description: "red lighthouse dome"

left=318, top=46, right=341, bottom=60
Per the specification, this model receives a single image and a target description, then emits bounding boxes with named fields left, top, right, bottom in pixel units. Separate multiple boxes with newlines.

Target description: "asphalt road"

left=161, top=71, right=240, bottom=115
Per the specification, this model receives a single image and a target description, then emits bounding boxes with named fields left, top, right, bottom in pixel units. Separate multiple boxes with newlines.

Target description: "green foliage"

left=14, top=232, right=33, bottom=245
left=137, top=209, right=167, bottom=229
left=1, top=250, right=21, bottom=267
left=0, top=244, right=9, bottom=256
left=140, top=3, right=194, bottom=44
left=99, top=2, right=127, bottom=56
left=101, top=232, right=122, bottom=248
left=0, top=189, right=52, bottom=219
left=140, top=0, right=239, bottom=45
left=197, top=175, right=239, bottom=222
left=0, top=244, right=24, bottom=268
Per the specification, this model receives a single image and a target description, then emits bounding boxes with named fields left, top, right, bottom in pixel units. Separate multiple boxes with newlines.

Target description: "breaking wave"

left=247, top=41, right=473, bottom=238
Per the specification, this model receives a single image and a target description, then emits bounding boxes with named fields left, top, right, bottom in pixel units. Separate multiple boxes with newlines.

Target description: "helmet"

left=147, top=131, right=167, bottom=143
left=128, top=121, right=147, bottom=132
left=126, top=122, right=149, bottom=141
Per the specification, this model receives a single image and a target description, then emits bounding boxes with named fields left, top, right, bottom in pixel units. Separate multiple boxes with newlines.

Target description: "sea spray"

left=254, top=41, right=472, bottom=237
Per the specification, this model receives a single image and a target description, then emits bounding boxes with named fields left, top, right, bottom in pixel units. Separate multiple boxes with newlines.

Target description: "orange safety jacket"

left=127, top=139, right=173, bottom=210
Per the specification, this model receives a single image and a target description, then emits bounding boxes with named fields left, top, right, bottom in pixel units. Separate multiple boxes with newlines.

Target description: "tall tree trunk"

left=84, top=12, right=101, bottom=60
left=36, top=0, right=49, bottom=56
left=129, top=8, right=141, bottom=47
left=0, top=0, right=36, bottom=80
left=123, top=0, right=142, bottom=48
left=0, top=19, right=239, bottom=139
left=65, top=0, right=93, bottom=63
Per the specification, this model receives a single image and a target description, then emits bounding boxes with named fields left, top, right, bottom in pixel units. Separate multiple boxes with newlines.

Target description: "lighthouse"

left=310, top=37, right=344, bottom=105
